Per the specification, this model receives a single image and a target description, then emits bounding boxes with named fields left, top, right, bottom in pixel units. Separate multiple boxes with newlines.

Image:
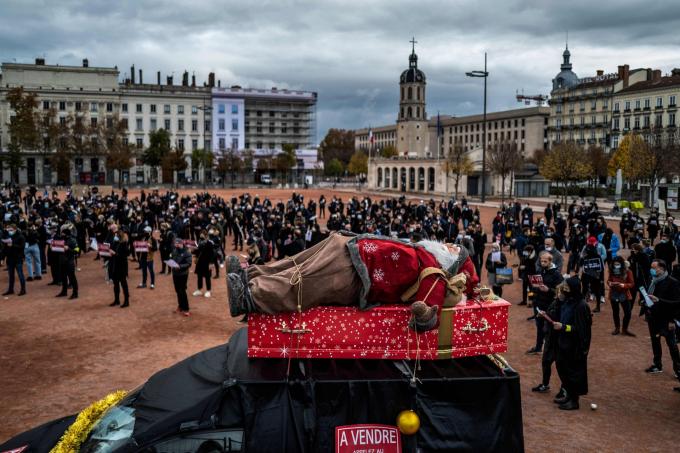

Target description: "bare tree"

left=487, top=140, right=522, bottom=206
left=443, top=143, right=473, bottom=200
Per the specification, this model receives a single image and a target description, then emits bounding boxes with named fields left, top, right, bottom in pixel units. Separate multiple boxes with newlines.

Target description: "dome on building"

left=400, top=49, right=426, bottom=84
left=552, top=46, right=578, bottom=90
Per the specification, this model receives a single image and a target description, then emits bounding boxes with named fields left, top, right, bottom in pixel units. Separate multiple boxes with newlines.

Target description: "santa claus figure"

left=227, top=231, right=479, bottom=331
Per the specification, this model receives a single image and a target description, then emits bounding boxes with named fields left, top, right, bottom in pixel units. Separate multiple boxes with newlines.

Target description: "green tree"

left=318, top=129, right=355, bottom=166
left=443, top=143, right=474, bottom=200
left=104, top=116, right=134, bottom=189
left=5, top=87, right=41, bottom=182
left=381, top=144, right=398, bottom=158
left=325, top=158, right=344, bottom=178
left=487, top=140, right=522, bottom=206
left=191, top=148, right=214, bottom=187
left=347, top=150, right=368, bottom=175
left=217, top=149, right=242, bottom=188
left=161, top=148, right=188, bottom=188
left=540, top=142, right=592, bottom=204
left=275, top=144, right=297, bottom=183
left=142, top=129, right=172, bottom=183
left=588, top=145, right=609, bottom=201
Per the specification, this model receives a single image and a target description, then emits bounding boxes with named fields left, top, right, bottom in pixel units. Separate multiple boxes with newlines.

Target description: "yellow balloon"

left=396, top=409, right=420, bottom=435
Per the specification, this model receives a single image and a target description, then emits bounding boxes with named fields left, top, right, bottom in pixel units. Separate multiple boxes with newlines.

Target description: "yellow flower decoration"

left=50, top=390, right=128, bottom=453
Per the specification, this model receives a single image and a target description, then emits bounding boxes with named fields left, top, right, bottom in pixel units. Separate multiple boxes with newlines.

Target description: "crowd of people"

left=2, top=185, right=679, bottom=405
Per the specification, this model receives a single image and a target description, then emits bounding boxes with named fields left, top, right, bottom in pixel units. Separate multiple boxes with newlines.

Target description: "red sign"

left=51, top=239, right=65, bottom=252
left=134, top=241, right=149, bottom=253
left=98, top=242, right=112, bottom=257
left=335, top=424, right=401, bottom=453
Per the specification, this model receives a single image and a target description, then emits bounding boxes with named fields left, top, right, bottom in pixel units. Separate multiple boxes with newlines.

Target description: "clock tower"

left=397, top=38, right=429, bottom=157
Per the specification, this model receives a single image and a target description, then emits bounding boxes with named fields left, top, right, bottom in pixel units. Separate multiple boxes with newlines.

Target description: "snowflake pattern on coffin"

left=372, top=268, right=385, bottom=282
left=246, top=297, right=510, bottom=360
left=362, top=242, right=379, bottom=254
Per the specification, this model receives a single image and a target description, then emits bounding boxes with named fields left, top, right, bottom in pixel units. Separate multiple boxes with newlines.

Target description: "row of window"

left=556, top=99, right=608, bottom=113
left=455, top=129, right=527, bottom=144
left=216, top=104, right=239, bottom=114
left=246, top=110, right=302, bottom=118
left=615, top=95, right=677, bottom=112
left=401, top=86, right=423, bottom=101
left=555, top=115, right=609, bottom=127
left=613, top=113, right=676, bottom=130
left=41, top=100, right=209, bottom=116
left=217, top=119, right=239, bottom=132
left=453, top=118, right=526, bottom=133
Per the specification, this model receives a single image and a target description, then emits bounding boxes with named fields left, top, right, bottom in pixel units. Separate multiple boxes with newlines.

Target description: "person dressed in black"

left=580, top=236, right=605, bottom=312
left=108, top=229, right=130, bottom=308
left=527, top=252, right=564, bottom=354
left=55, top=224, right=78, bottom=299
left=170, top=237, right=193, bottom=316
left=159, top=223, right=174, bottom=275
left=531, top=285, right=566, bottom=402
left=643, top=259, right=680, bottom=380
left=193, top=229, right=214, bottom=298
left=552, top=276, right=592, bottom=410
left=2, top=223, right=27, bottom=296
left=518, top=244, right=538, bottom=306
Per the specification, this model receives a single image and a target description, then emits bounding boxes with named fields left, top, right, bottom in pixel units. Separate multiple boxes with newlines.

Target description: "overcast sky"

left=2, top=0, right=680, bottom=144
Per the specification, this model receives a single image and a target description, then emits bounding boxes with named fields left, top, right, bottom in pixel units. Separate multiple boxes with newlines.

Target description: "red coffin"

left=247, top=297, right=510, bottom=360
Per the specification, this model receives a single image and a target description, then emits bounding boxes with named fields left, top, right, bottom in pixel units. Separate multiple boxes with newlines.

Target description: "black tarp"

left=1, top=328, right=524, bottom=452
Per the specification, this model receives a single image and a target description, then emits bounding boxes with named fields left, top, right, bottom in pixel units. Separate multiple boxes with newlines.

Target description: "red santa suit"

left=349, top=236, right=479, bottom=310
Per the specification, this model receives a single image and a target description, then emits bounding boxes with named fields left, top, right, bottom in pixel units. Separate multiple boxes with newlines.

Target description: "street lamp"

left=466, top=52, right=489, bottom=203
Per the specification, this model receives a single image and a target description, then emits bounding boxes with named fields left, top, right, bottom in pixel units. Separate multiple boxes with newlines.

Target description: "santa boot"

left=409, top=301, right=439, bottom=332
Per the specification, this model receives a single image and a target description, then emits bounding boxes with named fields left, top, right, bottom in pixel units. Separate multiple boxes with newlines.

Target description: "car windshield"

left=80, top=404, right=136, bottom=453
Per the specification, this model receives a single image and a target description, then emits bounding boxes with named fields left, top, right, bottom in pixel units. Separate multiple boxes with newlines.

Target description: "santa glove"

left=409, top=301, right=439, bottom=332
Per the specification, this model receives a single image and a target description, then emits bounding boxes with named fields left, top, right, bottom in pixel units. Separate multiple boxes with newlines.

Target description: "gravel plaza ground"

left=1, top=187, right=679, bottom=452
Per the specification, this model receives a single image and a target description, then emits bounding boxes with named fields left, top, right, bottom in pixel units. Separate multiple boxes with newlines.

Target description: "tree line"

left=3, top=87, right=306, bottom=187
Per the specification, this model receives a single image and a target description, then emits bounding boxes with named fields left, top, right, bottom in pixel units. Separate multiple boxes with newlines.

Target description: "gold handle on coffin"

left=276, top=321, right=312, bottom=335
left=461, top=318, right=490, bottom=334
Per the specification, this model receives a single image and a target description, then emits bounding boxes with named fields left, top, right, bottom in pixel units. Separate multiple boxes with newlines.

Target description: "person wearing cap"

left=55, top=224, right=79, bottom=299
left=170, top=237, right=193, bottom=316
left=2, top=223, right=27, bottom=296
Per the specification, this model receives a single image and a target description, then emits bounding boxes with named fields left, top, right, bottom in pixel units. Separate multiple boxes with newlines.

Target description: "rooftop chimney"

left=596, top=69, right=603, bottom=76
left=157, top=71, right=161, bottom=85
left=83, top=58, right=89, bottom=68
left=182, top=71, right=189, bottom=86
left=167, top=75, right=173, bottom=86
left=652, top=69, right=662, bottom=82
left=191, top=73, right=196, bottom=87
left=35, top=58, right=45, bottom=65
left=618, top=64, right=630, bottom=88
left=139, top=69, right=143, bottom=84
left=672, top=68, right=680, bottom=77
left=131, top=64, right=135, bottom=84
left=208, top=72, right=215, bottom=88
left=218, top=79, right=221, bottom=88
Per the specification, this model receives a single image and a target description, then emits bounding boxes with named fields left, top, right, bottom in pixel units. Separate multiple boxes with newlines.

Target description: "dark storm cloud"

left=2, top=0, right=680, bottom=142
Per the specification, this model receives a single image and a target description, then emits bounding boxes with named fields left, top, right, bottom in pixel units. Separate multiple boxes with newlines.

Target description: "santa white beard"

left=417, top=240, right=459, bottom=271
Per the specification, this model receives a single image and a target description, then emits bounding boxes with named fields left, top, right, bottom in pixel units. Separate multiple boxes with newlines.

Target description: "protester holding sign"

left=136, top=226, right=155, bottom=289
left=485, top=242, right=508, bottom=297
